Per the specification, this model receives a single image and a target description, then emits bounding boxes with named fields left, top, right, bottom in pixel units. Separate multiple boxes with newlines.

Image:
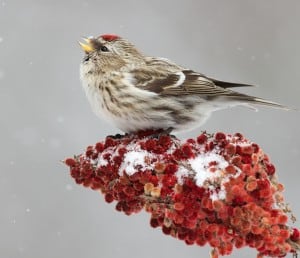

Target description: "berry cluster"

left=64, top=130, right=299, bottom=257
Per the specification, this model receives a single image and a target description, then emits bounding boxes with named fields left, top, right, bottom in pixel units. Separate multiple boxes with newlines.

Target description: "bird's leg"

left=163, top=127, right=174, bottom=135
left=120, top=128, right=175, bottom=140
left=106, top=133, right=124, bottom=139
left=149, top=127, right=174, bottom=139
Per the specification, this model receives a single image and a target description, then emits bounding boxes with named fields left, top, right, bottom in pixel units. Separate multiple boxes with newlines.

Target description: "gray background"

left=1, top=0, right=299, bottom=257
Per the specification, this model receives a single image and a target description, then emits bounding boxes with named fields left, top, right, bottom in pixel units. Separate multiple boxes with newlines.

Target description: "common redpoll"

left=79, top=34, right=287, bottom=133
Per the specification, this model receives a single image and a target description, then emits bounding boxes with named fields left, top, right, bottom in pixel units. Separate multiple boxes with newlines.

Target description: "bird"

left=79, top=34, right=288, bottom=133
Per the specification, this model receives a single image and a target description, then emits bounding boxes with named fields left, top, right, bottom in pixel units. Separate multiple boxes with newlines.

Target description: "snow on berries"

left=64, top=130, right=299, bottom=258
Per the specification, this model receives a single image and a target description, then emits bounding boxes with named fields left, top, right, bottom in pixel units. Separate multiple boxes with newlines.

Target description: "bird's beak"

left=78, top=37, right=94, bottom=53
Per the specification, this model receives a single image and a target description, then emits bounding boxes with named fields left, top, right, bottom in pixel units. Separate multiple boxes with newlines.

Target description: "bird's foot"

left=148, top=127, right=174, bottom=139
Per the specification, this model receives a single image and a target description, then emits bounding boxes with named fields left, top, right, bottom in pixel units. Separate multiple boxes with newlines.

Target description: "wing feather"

left=128, top=57, right=287, bottom=109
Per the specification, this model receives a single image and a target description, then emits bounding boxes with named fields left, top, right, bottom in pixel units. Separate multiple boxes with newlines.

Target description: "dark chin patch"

left=83, top=55, right=90, bottom=62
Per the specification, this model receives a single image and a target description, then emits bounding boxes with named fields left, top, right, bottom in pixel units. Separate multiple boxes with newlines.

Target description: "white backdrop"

left=0, top=1, right=299, bottom=257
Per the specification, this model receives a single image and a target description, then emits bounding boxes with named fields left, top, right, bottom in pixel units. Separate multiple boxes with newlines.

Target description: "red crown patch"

left=100, top=34, right=120, bottom=41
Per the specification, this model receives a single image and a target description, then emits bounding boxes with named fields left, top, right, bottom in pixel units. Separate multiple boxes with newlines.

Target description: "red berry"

left=240, top=145, right=254, bottom=155
left=251, top=143, right=259, bottom=153
left=215, top=132, right=226, bottom=141
left=162, top=226, right=172, bottom=235
left=225, top=165, right=236, bottom=174
left=105, top=193, right=114, bottom=203
left=266, top=163, right=276, bottom=175
left=104, top=137, right=116, bottom=148
left=174, top=202, right=185, bottom=211
left=182, top=144, right=194, bottom=158
left=225, top=144, right=236, bottom=155
left=65, top=158, right=76, bottom=167
left=290, top=228, right=300, bottom=241
left=234, top=132, right=243, bottom=140
left=164, top=163, right=178, bottom=174
left=197, top=133, right=207, bottom=144
left=95, top=142, right=104, bottom=152
left=150, top=218, right=160, bottom=228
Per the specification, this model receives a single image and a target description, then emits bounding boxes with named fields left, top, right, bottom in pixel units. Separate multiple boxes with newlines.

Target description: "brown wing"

left=161, top=70, right=232, bottom=96
left=131, top=67, right=251, bottom=96
left=130, top=64, right=287, bottom=109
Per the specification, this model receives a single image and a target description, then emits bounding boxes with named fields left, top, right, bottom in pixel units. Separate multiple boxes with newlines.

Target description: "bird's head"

left=79, top=34, right=144, bottom=73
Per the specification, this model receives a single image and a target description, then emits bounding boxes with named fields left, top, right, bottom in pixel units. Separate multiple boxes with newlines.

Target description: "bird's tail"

left=229, top=94, right=291, bottom=110
left=252, top=97, right=291, bottom=110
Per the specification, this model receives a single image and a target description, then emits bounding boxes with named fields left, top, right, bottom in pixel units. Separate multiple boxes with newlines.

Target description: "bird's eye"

left=100, top=45, right=109, bottom=52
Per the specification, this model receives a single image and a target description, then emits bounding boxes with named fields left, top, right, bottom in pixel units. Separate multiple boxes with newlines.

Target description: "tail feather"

left=210, top=79, right=292, bottom=110
left=229, top=94, right=291, bottom=110
left=252, top=97, right=291, bottom=110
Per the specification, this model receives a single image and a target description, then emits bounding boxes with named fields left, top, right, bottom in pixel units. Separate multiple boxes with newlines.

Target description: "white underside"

left=80, top=65, right=245, bottom=133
